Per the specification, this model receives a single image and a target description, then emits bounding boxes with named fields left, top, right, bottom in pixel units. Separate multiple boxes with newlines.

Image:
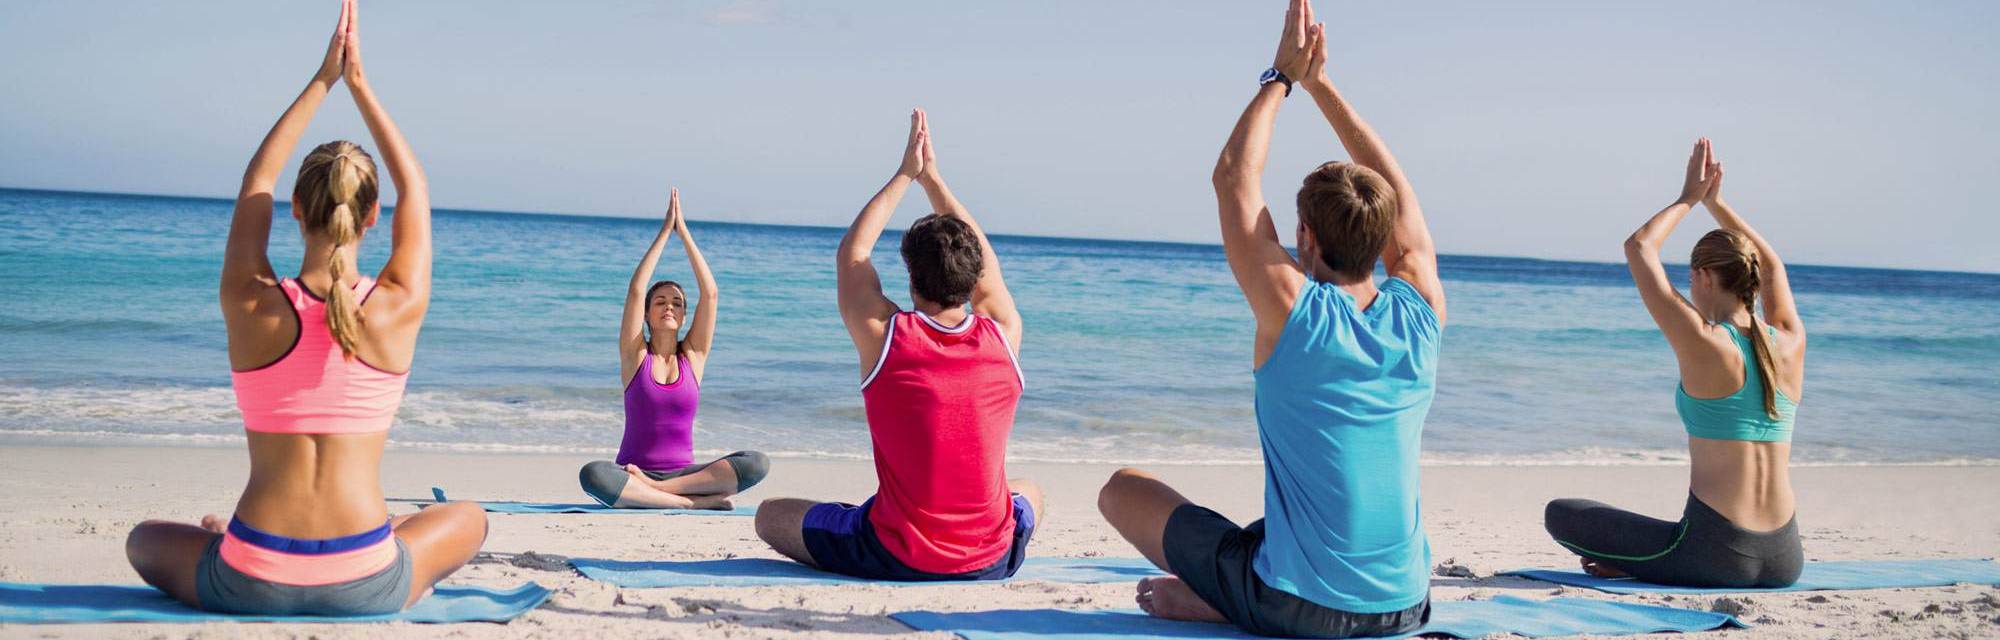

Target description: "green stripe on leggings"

left=1556, top=521, right=1689, bottom=563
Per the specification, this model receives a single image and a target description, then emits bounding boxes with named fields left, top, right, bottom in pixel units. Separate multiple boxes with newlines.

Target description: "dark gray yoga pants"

left=1544, top=492, right=1803, bottom=588
left=578, top=450, right=770, bottom=507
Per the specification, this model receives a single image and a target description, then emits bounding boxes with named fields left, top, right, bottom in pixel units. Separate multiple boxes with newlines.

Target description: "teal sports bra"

left=1676, top=324, right=1797, bottom=443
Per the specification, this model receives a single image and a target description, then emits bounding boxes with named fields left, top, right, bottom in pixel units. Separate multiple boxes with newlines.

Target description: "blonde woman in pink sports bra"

left=122, top=0, right=487, bottom=615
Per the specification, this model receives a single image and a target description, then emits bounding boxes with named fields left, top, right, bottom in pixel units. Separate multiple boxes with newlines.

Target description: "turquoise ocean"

left=2, top=188, right=1996, bottom=465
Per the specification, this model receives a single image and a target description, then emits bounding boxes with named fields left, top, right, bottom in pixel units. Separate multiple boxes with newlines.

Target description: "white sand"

left=0, top=444, right=1995, bottom=638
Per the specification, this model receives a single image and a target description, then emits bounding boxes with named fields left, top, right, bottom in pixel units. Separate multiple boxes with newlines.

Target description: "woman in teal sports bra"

left=1542, top=138, right=1807, bottom=587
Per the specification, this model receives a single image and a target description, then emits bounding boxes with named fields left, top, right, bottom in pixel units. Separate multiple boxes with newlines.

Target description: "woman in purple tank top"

left=577, top=189, right=769, bottom=509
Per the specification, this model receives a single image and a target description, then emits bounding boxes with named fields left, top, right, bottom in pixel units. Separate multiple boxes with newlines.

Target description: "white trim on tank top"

left=859, top=310, right=1003, bottom=390
left=916, top=310, right=975, bottom=334
left=860, top=314, right=900, bottom=390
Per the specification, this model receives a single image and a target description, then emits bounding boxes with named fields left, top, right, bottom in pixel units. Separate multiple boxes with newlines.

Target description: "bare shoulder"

left=357, top=277, right=428, bottom=328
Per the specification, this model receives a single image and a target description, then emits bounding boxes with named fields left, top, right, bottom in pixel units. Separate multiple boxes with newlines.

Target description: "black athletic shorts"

left=1163, top=504, right=1429, bottom=638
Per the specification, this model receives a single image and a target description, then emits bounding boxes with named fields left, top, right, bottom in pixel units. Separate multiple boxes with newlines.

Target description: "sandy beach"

left=0, top=444, right=1994, bottom=639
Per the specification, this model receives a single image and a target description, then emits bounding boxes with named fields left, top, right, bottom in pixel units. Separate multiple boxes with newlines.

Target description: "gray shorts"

left=194, top=535, right=414, bottom=616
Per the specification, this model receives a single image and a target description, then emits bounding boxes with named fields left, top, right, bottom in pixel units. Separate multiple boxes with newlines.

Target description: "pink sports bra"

left=231, top=277, right=409, bottom=434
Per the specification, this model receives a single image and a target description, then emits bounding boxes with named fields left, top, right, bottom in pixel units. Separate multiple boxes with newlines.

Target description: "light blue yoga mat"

left=431, top=487, right=757, bottom=516
left=1503, top=558, right=2000, bottom=594
left=0, top=582, right=549, bottom=624
left=891, top=596, right=1747, bottom=640
left=573, top=556, right=1166, bottom=587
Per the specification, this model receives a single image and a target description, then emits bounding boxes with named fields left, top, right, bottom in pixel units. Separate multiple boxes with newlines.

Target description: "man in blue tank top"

left=1095, top=0, right=1447, bottom=636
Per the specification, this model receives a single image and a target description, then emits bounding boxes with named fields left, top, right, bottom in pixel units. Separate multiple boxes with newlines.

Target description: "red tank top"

left=860, top=311, right=1024, bottom=574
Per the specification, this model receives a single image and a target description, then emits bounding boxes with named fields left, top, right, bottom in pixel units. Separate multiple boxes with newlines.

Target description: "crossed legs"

left=1097, top=467, right=1225, bottom=622
left=580, top=450, right=770, bottom=510
left=124, top=502, right=487, bottom=611
left=755, top=477, right=1044, bottom=569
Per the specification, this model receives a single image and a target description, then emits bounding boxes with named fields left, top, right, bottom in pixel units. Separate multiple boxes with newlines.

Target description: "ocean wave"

left=2, top=426, right=1995, bottom=468
left=2, top=377, right=1996, bottom=467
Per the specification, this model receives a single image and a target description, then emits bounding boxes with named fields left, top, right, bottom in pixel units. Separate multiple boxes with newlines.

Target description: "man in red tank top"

left=753, top=109, right=1043, bottom=580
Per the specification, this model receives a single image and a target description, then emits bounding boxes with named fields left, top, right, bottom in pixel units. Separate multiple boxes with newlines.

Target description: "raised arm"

left=1625, top=139, right=1719, bottom=352
left=1215, top=1, right=1320, bottom=361
left=221, top=0, right=350, bottom=304
left=1295, top=1, right=1444, bottom=323
left=341, top=2, right=431, bottom=324
left=1699, top=149, right=1802, bottom=334
left=914, top=110, right=1021, bottom=351
left=835, top=111, right=919, bottom=378
left=674, top=193, right=722, bottom=377
left=620, top=192, right=677, bottom=381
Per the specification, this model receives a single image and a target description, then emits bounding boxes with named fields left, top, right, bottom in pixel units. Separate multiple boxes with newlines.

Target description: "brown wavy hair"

left=900, top=214, right=983, bottom=308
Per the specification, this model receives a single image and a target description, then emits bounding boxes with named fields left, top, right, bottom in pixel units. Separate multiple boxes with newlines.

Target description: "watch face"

left=1259, top=68, right=1280, bottom=84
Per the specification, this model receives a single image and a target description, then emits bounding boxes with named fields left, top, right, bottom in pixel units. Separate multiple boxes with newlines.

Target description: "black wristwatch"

left=1259, top=68, right=1293, bottom=97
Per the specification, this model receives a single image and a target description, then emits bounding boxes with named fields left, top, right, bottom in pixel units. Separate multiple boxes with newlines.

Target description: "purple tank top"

left=616, top=350, right=698, bottom=471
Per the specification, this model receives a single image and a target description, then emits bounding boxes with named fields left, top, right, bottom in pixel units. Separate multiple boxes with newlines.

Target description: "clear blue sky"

left=2, top=1, right=1995, bottom=271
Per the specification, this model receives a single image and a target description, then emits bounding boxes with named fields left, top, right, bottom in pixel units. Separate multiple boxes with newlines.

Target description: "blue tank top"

left=1675, top=323, right=1797, bottom=442
left=1251, top=277, right=1438, bottom=614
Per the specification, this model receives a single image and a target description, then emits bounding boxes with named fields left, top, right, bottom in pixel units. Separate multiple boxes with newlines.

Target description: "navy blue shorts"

left=801, top=494, right=1035, bottom=581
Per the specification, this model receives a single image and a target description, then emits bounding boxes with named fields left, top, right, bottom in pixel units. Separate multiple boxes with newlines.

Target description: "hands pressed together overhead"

left=314, top=0, right=367, bottom=87
left=664, top=187, right=682, bottom=231
left=897, top=108, right=942, bottom=183
left=1273, top=0, right=1331, bottom=94
left=1678, top=137, right=1726, bottom=208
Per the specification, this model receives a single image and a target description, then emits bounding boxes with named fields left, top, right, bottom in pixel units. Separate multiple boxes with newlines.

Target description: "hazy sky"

left=2, top=1, right=1995, bottom=271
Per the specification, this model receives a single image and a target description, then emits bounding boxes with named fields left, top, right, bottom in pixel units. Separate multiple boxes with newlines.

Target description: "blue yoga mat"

left=430, top=487, right=757, bottom=516
left=573, top=556, right=1166, bottom=587
left=0, top=582, right=549, bottom=624
left=891, top=596, right=1746, bottom=640
left=1503, top=558, right=2000, bottom=594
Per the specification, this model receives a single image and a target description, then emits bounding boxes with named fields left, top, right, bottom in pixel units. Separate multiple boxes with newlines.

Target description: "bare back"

left=223, top=273, right=426, bottom=538
left=1679, top=322, right=1806, bottom=532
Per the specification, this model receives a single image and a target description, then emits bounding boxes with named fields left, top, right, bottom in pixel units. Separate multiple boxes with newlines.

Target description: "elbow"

left=1211, top=163, right=1248, bottom=190
left=1622, top=234, right=1653, bottom=259
left=835, top=238, right=871, bottom=268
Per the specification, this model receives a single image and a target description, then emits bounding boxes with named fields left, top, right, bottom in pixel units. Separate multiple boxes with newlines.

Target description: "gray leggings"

left=578, top=451, right=770, bottom=507
left=1544, top=493, right=1802, bottom=588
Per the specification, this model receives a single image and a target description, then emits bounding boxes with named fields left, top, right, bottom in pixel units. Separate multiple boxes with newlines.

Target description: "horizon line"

left=7, top=185, right=1994, bottom=277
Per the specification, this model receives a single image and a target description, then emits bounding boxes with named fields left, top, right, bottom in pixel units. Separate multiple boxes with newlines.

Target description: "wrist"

left=1259, top=67, right=1295, bottom=97
left=1300, top=74, right=1335, bottom=96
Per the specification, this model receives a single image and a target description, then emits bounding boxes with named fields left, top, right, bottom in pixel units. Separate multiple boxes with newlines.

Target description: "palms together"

left=897, top=108, right=933, bottom=178
left=313, top=0, right=367, bottom=85
left=1679, top=137, right=1725, bottom=206
left=1274, top=0, right=1329, bottom=89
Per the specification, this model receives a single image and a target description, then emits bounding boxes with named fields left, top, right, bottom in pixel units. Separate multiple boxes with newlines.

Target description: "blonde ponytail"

left=1740, top=252, right=1783, bottom=419
left=295, top=142, right=381, bottom=360
left=1691, top=229, right=1783, bottom=419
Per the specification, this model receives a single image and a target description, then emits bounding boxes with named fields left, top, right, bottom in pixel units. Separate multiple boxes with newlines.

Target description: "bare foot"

left=690, top=495, right=735, bottom=511
left=1135, top=577, right=1226, bottom=622
left=1580, top=558, right=1630, bottom=578
left=199, top=513, right=227, bottom=534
